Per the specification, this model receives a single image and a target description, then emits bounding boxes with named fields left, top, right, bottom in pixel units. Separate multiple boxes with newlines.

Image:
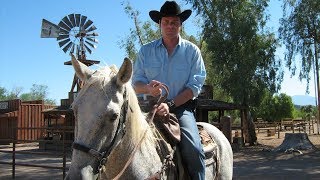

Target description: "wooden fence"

left=0, top=126, right=73, bottom=179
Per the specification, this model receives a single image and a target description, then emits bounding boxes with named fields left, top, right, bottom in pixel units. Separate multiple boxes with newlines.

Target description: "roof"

left=42, top=106, right=73, bottom=115
left=196, top=99, right=248, bottom=111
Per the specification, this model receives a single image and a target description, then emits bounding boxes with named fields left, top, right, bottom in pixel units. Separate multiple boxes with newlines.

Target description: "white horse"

left=65, top=55, right=233, bottom=180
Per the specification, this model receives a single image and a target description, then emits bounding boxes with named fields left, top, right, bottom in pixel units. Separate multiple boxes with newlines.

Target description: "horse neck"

left=102, top=90, right=161, bottom=178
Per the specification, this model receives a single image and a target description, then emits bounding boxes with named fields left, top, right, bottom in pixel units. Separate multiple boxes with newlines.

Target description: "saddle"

left=145, top=84, right=219, bottom=179
left=147, top=124, right=219, bottom=180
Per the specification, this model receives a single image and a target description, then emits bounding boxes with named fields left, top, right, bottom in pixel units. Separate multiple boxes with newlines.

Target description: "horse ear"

left=117, top=57, right=132, bottom=86
left=71, top=54, right=94, bottom=81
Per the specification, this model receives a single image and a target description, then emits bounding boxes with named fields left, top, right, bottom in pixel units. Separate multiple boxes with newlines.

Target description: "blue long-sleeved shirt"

left=132, top=36, right=206, bottom=100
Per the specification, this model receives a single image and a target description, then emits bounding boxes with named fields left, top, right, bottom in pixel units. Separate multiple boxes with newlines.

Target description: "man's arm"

left=133, top=80, right=162, bottom=97
left=172, top=88, right=193, bottom=107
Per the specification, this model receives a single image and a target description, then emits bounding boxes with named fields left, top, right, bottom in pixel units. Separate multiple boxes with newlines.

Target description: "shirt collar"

left=156, top=35, right=182, bottom=48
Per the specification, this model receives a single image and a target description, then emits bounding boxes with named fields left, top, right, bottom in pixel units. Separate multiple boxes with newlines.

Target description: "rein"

left=111, top=84, right=169, bottom=179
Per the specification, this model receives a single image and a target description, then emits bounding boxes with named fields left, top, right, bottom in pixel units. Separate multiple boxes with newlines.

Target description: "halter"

left=72, top=87, right=130, bottom=174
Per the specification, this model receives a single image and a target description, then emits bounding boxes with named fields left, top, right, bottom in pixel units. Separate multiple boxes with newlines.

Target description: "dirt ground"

left=0, top=128, right=320, bottom=180
left=233, top=128, right=320, bottom=180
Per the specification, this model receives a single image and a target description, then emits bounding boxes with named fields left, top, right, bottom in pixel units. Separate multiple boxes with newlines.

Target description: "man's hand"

left=155, top=102, right=170, bottom=116
left=147, top=80, right=162, bottom=97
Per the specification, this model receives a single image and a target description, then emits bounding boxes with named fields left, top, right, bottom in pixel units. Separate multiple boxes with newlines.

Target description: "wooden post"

left=62, top=127, right=66, bottom=179
left=12, top=135, right=15, bottom=179
left=221, top=116, right=232, bottom=143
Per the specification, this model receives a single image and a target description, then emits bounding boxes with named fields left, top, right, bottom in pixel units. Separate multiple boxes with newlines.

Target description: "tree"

left=0, top=84, right=55, bottom=105
left=20, top=84, right=55, bottom=105
left=279, top=0, right=320, bottom=91
left=0, top=87, right=7, bottom=100
left=255, top=92, right=294, bottom=122
left=183, top=0, right=285, bottom=144
left=119, top=1, right=161, bottom=61
left=279, top=0, right=320, bottom=131
left=185, top=0, right=283, bottom=107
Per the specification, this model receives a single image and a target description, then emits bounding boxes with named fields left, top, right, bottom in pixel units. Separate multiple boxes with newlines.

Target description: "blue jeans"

left=174, top=107, right=205, bottom=180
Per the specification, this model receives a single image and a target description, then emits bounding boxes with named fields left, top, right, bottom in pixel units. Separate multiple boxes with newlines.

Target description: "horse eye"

left=110, top=113, right=119, bottom=121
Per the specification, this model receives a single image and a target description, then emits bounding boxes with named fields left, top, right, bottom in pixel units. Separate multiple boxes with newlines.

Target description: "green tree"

left=0, top=84, right=55, bottom=105
left=279, top=0, right=320, bottom=92
left=299, top=105, right=317, bottom=119
left=5, top=86, right=23, bottom=100
left=0, top=87, right=7, bottom=100
left=255, top=92, right=294, bottom=122
left=274, top=93, right=295, bottom=121
left=20, top=84, right=56, bottom=105
left=185, top=0, right=283, bottom=107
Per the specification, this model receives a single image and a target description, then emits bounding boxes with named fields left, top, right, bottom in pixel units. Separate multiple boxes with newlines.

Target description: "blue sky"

left=0, top=0, right=315, bottom=104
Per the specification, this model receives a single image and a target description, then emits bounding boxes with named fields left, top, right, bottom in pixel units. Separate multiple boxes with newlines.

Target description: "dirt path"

left=0, top=130, right=319, bottom=179
left=233, top=130, right=320, bottom=180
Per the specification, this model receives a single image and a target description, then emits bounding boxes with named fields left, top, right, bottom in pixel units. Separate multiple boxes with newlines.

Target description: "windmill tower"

left=40, top=14, right=101, bottom=149
left=41, top=14, right=100, bottom=99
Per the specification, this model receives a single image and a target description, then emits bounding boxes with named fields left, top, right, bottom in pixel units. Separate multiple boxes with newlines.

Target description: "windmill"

left=41, top=13, right=100, bottom=94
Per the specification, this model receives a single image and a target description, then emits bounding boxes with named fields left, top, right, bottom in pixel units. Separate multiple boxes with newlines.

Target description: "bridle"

left=72, top=87, right=130, bottom=175
left=71, top=84, right=169, bottom=179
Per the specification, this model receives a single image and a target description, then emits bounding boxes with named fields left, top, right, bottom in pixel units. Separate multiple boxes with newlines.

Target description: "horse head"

left=65, top=54, right=137, bottom=179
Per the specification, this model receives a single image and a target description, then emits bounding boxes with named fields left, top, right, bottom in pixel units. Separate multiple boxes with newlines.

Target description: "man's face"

left=160, top=16, right=181, bottom=38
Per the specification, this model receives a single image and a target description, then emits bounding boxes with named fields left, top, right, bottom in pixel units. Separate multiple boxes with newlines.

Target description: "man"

left=132, top=1, right=206, bottom=179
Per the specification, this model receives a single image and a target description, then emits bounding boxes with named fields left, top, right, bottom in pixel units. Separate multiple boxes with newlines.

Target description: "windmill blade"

left=62, top=42, right=73, bottom=53
left=75, top=14, right=81, bottom=26
left=84, top=43, right=92, bottom=54
left=58, top=21, right=71, bottom=31
left=83, top=20, right=93, bottom=30
left=41, top=19, right=60, bottom=38
left=86, top=25, right=97, bottom=33
left=57, top=34, right=69, bottom=41
left=85, top=40, right=97, bottom=49
left=59, top=28, right=69, bottom=35
left=87, top=37, right=98, bottom=43
left=58, top=38, right=70, bottom=47
left=61, top=16, right=73, bottom=30
left=68, top=14, right=76, bottom=27
left=80, top=16, right=87, bottom=29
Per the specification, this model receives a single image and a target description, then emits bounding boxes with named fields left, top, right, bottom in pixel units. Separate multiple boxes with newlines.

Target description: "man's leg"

left=176, top=108, right=205, bottom=180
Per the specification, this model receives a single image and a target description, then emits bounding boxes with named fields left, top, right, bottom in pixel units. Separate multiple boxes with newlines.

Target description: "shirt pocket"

left=173, top=66, right=189, bottom=82
left=145, top=63, right=162, bottom=80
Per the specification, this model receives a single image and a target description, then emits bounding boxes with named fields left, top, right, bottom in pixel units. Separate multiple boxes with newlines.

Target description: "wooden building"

left=0, top=99, right=55, bottom=143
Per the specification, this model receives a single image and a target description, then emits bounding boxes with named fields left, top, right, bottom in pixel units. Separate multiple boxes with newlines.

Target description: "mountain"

left=291, top=95, right=316, bottom=106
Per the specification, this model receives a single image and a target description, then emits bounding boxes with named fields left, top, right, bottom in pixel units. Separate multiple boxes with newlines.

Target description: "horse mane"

left=125, top=84, right=151, bottom=144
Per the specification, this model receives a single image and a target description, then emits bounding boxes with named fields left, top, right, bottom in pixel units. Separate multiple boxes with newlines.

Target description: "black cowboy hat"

left=149, top=1, right=192, bottom=24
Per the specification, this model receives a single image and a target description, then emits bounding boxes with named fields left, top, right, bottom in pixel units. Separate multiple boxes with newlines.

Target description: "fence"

left=0, top=126, right=73, bottom=179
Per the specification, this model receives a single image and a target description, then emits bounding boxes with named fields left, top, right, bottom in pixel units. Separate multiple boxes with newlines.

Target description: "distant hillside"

left=291, top=95, right=316, bottom=106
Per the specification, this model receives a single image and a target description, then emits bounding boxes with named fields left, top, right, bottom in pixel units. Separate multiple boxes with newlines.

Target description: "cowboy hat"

left=149, top=1, right=192, bottom=24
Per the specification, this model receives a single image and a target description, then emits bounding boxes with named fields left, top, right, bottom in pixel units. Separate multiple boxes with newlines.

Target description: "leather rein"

left=72, top=84, right=169, bottom=179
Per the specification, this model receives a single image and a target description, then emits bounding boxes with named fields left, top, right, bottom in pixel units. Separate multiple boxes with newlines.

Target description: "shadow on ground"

left=233, top=144, right=320, bottom=180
